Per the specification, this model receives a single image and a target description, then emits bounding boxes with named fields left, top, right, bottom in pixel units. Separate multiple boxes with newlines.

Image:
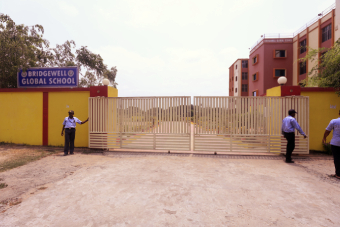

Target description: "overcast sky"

left=0, top=0, right=335, bottom=97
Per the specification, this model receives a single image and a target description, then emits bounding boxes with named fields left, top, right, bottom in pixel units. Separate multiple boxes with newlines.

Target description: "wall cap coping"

left=301, top=87, right=336, bottom=92
left=0, top=87, right=107, bottom=92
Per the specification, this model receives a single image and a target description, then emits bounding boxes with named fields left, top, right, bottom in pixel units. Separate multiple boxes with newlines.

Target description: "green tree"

left=0, top=14, right=118, bottom=88
left=299, top=39, right=340, bottom=95
left=0, top=14, right=51, bottom=88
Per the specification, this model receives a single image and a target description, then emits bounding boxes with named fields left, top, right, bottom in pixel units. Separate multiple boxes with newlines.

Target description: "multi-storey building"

left=228, top=59, right=249, bottom=96
left=293, top=3, right=337, bottom=85
left=229, top=1, right=340, bottom=96
left=249, top=37, right=294, bottom=96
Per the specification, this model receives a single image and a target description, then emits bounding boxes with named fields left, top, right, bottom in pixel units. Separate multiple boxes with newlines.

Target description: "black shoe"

left=70, top=152, right=74, bottom=155
left=285, top=160, right=294, bottom=163
left=63, top=154, right=68, bottom=156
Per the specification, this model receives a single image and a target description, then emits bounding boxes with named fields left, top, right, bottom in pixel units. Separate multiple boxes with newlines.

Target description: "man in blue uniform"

left=281, top=109, right=307, bottom=163
left=61, top=110, right=89, bottom=156
left=323, top=110, right=340, bottom=179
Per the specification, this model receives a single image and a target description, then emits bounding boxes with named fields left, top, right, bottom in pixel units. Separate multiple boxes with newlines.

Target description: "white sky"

left=0, top=0, right=335, bottom=97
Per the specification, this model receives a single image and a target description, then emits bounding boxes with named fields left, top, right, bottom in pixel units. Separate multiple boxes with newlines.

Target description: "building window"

left=242, top=60, right=248, bottom=68
left=252, top=55, right=258, bottom=65
left=300, top=39, right=307, bottom=54
left=274, top=69, right=286, bottom=77
left=242, top=72, right=248, bottom=80
left=235, top=88, right=237, bottom=93
left=322, top=24, right=332, bottom=43
left=275, top=50, right=286, bottom=58
left=236, top=76, right=237, bottom=81
left=235, top=65, right=237, bottom=69
left=252, top=72, right=258, bottom=81
left=299, top=62, right=306, bottom=75
left=252, top=91, right=257, bottom=97
left=242, top=84, right=248, bottom=92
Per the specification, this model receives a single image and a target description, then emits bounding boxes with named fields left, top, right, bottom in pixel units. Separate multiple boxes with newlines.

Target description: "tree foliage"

left=0, top=14, right=50, bottom=88
left=0, top=14, right=117, bottom=88
left=299, top=39, right=340, bottom=95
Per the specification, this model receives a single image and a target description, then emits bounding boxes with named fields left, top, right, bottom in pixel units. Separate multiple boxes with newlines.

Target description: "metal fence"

left=193, top=96, right=309, bottom=153
left=89, top=96, right=309, bottom=154
left=89, top=97, right=191, bottom=150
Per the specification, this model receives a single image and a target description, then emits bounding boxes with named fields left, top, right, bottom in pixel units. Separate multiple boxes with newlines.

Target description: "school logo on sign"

left=68, top=70, right=74, bottom=77
left=17, top=67, right=79, bottom=88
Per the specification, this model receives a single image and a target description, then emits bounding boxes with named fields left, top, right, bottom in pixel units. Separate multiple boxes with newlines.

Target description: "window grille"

left=299, top=62, right=306, bottom=75
left=300, top=40, right=307, bottom=54
left=242, top=60, right=248, bottom=68
left=322, top=24, right=331, bottom=42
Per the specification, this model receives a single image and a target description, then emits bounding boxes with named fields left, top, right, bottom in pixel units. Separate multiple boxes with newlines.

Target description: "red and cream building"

left=249, top=38, right=294, bottom=96
left=229, top=1, right=340, bottom=96
left=293, top=3, right=336, bottom=85
left=228, top=59, right=249, bottom=96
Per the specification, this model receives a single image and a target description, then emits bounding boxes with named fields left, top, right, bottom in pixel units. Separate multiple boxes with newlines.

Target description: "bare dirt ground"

left=0, top=145, right=339, bottom=226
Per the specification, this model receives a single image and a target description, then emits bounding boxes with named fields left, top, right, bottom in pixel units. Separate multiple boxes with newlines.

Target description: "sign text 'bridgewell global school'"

left=17, top=67, right=79, bottom=88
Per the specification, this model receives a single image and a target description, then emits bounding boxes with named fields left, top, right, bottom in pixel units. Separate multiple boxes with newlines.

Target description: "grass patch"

left=0, top=149, right=56, bottom=173
left=0, top=183, right=8, bottom=189
left=0, top=141, right=15, bottom=146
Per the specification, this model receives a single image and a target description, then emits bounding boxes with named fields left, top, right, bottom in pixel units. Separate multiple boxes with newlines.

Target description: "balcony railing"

left=250, top=34, right=294, bottom=51
left=293, top=3, right=335, bottom=37
left=250, top=3, right=336, bottom=53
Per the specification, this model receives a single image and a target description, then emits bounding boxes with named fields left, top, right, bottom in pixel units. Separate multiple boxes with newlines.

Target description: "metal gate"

left=193, top=96, right=309, bottom=154
left=89, top=97, right=192, bottom=150
left=89, top=96, right=309, bottom=154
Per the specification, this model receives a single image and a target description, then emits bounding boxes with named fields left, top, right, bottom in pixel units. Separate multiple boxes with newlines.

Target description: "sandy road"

left=0, top=151, right=339, bottom=226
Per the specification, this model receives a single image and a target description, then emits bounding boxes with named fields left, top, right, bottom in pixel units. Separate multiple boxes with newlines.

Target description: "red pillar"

left=43, top=92, right=48, bottom=146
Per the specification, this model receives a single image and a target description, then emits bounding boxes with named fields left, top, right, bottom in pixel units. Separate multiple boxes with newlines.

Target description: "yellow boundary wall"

left=0, top=92, right=43, bottom=145
left=48, top=91, right=90, bottom=147
left=266, top=86, right=340, bottom=151
left=0, top=86, right=118, bottom=147
left=301, top=90, right=340, bottom=151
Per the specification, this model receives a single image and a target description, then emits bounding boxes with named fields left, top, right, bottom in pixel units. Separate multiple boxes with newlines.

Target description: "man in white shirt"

left=323, top=110, right=340, bottom=179
left=61, top=110, right=89, bottom=156
left=281, top=109, right=307, bottom=163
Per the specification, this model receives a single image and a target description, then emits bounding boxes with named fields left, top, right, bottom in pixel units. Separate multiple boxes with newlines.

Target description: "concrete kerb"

left=93, top=149, right=331, bottom=161
left=31, top=146, right=332, bottom=161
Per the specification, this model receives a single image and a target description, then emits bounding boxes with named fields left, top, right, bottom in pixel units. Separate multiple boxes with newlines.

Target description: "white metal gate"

left=193, top=96, right=309, bottom=154
left=89, top=96, right=309, bottom=154
left=89, top=97, right=192, bottom=150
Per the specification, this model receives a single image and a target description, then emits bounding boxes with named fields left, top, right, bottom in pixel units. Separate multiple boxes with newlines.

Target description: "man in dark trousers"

left=61, top=110, right=89, bottom=156
left=281, top=109, right=307, bottom=163
left=323, top=110, right=340, bottom=179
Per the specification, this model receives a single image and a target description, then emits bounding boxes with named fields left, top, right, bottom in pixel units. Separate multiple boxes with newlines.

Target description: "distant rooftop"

left=249, top=3, right=335, bottom=53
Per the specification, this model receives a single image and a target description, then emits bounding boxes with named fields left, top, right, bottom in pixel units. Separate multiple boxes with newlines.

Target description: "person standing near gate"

left=281, top=109, right=307, bottom=163
left=323, top=110, right=340, bottom=179
left=61, top=110, right=89, bottom=156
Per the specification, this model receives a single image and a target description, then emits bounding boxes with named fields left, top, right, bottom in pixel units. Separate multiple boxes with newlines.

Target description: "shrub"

left=323, top=143, right=332, bottom=155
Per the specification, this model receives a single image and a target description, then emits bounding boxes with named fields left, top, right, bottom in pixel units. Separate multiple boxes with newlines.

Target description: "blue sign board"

left=17, top=66, right=79, bottom=88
